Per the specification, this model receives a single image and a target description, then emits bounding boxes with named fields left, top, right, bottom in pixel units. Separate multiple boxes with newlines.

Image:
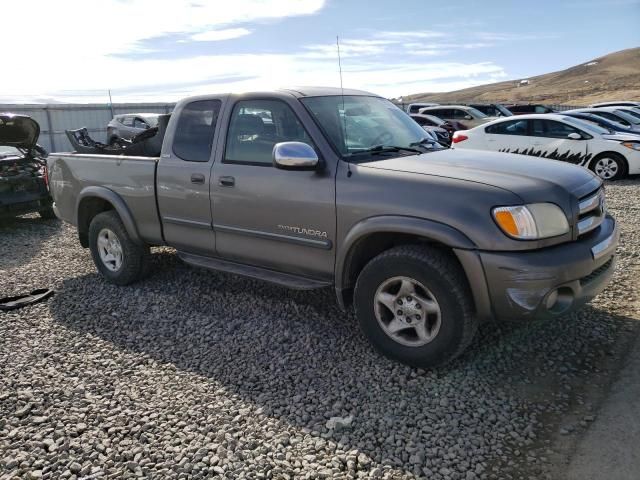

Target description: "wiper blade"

left=351, top=144, right=423, bottom=156
left=410, top=137, right=438, bottom=147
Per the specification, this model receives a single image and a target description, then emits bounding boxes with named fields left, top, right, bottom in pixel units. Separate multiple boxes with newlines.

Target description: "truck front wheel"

left=354, top=245, right=478, bottom=367
left=88, top=211, right=149, bottom=285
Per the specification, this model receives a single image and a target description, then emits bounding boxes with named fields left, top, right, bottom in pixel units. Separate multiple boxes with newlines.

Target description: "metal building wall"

left=0, top=103, right=175, bottom=152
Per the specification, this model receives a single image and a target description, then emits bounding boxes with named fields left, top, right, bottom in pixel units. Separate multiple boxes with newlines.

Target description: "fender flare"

left=335, top=215, right=476, bottom=293
left=75, top=186, right=143, bottom=245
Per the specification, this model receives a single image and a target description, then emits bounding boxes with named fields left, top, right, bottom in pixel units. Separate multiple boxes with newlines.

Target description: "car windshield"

left=301, top=95, right=436, bottom=160
left=616, top=109, right=640, bottom=122
left=466, top=107, right=488, bottom=118
left=496, top=105, right=513, bottom=116
left=564, top=117, right=610, bottom=135
left=612, top=110, right=640, bottom=125
left=424, top=114, right=445, bottom=126
left=0, top=146, right=22, bottom=158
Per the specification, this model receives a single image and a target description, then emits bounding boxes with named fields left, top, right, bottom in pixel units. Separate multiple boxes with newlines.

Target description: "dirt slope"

left=404, top=47, right=640, bottom=105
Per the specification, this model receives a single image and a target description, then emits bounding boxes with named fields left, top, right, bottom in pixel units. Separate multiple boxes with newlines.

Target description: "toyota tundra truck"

left=46, top=87, right=619, bottom=367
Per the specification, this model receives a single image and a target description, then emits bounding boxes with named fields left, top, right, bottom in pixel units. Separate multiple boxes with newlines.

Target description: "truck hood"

left=0, top=114, right=40, bottom=150
left=360, top=148, right=600, bottom=199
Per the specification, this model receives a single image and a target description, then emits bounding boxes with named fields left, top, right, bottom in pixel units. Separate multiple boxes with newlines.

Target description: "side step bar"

left=178, top=252, right=332, bottom=290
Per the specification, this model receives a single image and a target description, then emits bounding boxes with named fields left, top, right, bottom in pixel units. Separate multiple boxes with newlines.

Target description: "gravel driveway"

left=1, top=180, right=639, bottom=480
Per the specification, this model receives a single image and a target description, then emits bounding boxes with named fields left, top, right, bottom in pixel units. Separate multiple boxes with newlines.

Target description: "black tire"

left=354, top=245, right=477, bottom=368
left=88, top=210, right=150, bottom=285
left=38, top=206, right=57, bottom=220
left=589, top=153, right=627, bottom=181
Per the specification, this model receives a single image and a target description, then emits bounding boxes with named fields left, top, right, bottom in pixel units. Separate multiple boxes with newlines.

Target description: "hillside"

left=403, top=47, right=640, bottom=105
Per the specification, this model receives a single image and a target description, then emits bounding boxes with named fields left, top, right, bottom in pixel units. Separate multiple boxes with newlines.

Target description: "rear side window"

left=485, top=119, right=528, bottom=135
left=224, top=99, right=312, bottom=166
left=173, top=100, right=221, bottom=162
left=543, top=120, right=580, bottom=138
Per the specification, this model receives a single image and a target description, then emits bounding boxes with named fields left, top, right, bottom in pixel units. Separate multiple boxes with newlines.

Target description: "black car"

left=0, top=114, right=54, bottom=220
left=505, top=104, right=556, bottom=115
left=468, top=103, right=513, bottom=117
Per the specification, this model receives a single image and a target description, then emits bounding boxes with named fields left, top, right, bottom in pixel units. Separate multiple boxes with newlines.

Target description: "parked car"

left=468, top=103, right=513, bottom=117
left=418, top=105, right=496, bottom=129
left=562, top=111, right=640, bottom=136
left=106, top=113, right=162, bottom=145
left=452, top=114, right=640, bottom=180
left=567, top=108, right=640, bottom=133
left=505, top=104, right=556, bottom=115
left=0, top=114, right=55, bottom=220
left=409, top=114, right=451, bottom=146
left=589, top=101, right=640, bottom=109
left=405, top=102, right=439, bottom=114
left=48, top=88, right=618, bottom=367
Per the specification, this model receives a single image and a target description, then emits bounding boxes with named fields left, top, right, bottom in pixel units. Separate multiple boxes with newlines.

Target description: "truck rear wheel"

left=88, top=211, right=149, bottom=285
left=354, top=245, right=477, bottom=367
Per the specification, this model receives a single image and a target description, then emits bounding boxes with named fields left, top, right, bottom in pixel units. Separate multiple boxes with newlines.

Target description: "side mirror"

left=464, top=115, right=473, bottom=120
left=273, top=142, right=319, bottom=170
left=567, top=132, right=582, bottom=140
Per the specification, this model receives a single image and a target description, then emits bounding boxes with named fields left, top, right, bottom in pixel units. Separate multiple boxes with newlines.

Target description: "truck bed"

left=47, top=152, right=163, bottom=245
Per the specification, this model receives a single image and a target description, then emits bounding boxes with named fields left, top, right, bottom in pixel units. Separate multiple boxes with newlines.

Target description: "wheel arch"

left=76, top=186, right=143, bottom=248
left=335, top=216, right=478, bottom=309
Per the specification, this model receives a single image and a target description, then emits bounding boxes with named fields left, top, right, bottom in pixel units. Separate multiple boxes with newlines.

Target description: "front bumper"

left=472, top=215, right=619, bottom=321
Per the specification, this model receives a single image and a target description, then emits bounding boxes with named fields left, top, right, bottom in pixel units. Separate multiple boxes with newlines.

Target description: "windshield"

left=466, top=107, right=488, bottom=118
left=424, top=114, right=445, bottom=126
left=611, top=110, right=640, bottom=125
left=615, top=109, right=640, bottom=123
left=496, top=105, right=513, bottom=117
left=301, top=95, right=435, bottom=159
left=0, top=146, right=22, bottom=158
left=564, top=117, right=610, bottom=135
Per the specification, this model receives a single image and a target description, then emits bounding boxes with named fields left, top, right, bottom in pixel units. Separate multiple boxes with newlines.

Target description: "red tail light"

left=43, top=165, right=49, bottom=188
left=452, top=133, right=468, bottom=144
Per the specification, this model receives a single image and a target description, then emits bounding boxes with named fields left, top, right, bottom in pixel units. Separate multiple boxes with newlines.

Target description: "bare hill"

left=403, top=47, right=640, bottom=105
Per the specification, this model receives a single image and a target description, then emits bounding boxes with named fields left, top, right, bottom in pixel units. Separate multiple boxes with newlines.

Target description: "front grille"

left=580, top=257, right=613, bottom=286
left=577, top=188, right=606, bottom=237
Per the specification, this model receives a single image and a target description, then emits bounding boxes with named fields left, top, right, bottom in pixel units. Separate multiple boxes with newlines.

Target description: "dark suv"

left=506, top=104, right=556, bottom=115
left=469, top=103, right=513, bottom=117
left=0, top=114, right=54, bottom=220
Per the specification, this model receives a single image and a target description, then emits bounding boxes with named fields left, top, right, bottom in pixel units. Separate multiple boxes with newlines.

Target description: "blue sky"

left=2, top=0, right=639, bottom=103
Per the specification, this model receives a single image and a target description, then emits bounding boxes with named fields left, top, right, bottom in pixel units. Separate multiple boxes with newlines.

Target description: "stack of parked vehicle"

left=404, top=101, right=640, bottom=180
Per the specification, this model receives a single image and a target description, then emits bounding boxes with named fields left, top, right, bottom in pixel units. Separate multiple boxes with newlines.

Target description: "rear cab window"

left=173, top=100, right=222, bottom=162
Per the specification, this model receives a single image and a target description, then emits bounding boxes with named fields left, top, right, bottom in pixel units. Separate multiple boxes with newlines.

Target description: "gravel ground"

left=1, top=179, right=639, bottom=480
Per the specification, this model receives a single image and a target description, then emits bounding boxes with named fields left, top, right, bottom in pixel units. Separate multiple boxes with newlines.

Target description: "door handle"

left=219, top=176, right=235, bottom=187
left=191, top=173, right=205, bottom=184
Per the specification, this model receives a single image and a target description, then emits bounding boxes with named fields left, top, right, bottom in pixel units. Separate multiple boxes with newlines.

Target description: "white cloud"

left=0, top=3, right=511, bottom=103
left=190, top=28, right=252, bottom=42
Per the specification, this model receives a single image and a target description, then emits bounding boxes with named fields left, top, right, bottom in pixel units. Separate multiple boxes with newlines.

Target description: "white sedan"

left=452, top=114, right=640, bottom=180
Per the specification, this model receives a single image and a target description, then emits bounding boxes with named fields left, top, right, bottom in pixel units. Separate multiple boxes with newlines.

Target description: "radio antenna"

left=337, top=35, right=352, bottom=177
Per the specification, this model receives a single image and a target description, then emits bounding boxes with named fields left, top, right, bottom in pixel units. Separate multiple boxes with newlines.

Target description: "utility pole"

left=108, top=89, right=115, bottom=118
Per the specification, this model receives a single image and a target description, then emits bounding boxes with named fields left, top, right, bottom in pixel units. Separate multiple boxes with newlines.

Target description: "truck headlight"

left=492, top=203, right=569, bottom=240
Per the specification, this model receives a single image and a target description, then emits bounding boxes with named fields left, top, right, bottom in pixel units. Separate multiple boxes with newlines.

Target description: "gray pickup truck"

left=47, top=87, right=619, bottom=367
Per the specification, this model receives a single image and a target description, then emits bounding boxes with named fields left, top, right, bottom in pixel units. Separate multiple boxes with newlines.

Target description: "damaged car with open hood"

left=0, top=114, right=54, bottom=220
